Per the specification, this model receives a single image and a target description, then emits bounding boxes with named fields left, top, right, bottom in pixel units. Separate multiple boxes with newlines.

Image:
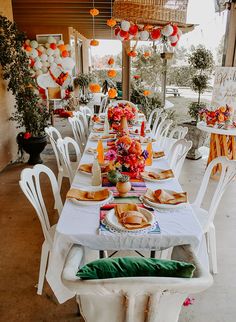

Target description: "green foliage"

left=190, top=74, right=209, bottom=95
left=167, top=66, right=195, bottom=87
left=118, top=174, right=130, bottom=183
left=0, top=15, right=49, bottom=136
left=130, top=80, right=162, bottom=119
left=188, top=102, right=207, bottom=124
left=73, top=73, right=93, bottom=88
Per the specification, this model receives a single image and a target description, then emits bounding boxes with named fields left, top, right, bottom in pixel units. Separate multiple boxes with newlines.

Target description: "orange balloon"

left=58, top=44, right=66, bottom=52
left=62, top=50, right=69, bottom=58
left=25, top=46, right=32, bottom=52
left=143, top=90, right=151, bottom=96
left=108, top=88, right=117, bottom=99
left=107, top=18, right=117, bottom=27
left=90, top=8, right=99, bottom=16
left=89, top=83, right=101, bottom=93
left=107, top=69, right=117, bottom=78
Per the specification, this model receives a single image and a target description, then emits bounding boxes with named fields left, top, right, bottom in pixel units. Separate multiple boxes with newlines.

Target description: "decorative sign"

left=211, top=67, right=236, bottom=111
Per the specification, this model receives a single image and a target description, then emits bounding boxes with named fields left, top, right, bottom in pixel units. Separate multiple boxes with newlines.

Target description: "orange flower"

left=90, top=39, right=99, bottom=46
left=108, top=57, right=115, bottom=65
left=117, top=135, right=132, bottom=146
left=218, top=113, right=225, bottom=122
left=90, top=8, right=99, bottom=16
left=107, top=18, right=117, bottom=28
left=107, top=69, right=117, bottom=78
left=129, top=141, right=142, bottom=155
left=143, top=90, right=151, bottom=96
left=219, top=106, right=226, bottom=113
left=89, top=83, right=101, bottom=93
left=108, top=88, right=117, bottom=99
left=127, top=51, right=137, bottom=57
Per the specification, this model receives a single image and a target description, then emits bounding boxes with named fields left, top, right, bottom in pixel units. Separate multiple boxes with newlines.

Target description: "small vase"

left=119, top=116, right=129, bottom=135
left=116, top=181, right=131, bottom=197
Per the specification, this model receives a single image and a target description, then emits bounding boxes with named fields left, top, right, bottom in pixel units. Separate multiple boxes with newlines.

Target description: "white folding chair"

left=148, top=108, right=162, bottom=128
left=191, top=156, right=236, bottom=274
left=68, top=116, right=87, bottom=152
left=163, top=126, right=188, bottom=154
left=168, top=139, right=192, bottom=178
left=80, top=105, right=93, bottom=116
left=62, top=245, right=213, bottom=322
left=19, top=164, right=63, bottom=295
left=57, top=137, right=81, bottom=185
left=151, top=111, right=167, bottom=137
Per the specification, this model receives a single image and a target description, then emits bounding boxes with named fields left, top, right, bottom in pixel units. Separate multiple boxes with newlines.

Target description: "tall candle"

left=146, top=142, right=153, bottom=166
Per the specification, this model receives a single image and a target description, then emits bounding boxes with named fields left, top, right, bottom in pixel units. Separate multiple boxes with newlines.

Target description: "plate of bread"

left=66, top=187, right=113, bottom=206
left=143, top=188, right=188, bottom=209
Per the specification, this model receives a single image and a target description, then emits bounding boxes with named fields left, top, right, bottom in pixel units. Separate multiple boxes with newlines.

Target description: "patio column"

left=223, top=3, right=236, bottom=67
left=122, top=41, right=131, bottom=100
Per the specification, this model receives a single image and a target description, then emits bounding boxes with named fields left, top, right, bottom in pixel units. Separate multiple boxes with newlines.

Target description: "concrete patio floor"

left=0, top=117, right=236, bottom=322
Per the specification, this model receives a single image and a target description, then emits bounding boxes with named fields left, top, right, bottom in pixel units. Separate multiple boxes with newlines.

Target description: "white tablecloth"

left=47, top=132, right=206, bottom=304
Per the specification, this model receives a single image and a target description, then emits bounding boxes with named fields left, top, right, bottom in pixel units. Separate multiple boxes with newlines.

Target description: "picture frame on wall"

left=36, top=34, right=63, bottom=44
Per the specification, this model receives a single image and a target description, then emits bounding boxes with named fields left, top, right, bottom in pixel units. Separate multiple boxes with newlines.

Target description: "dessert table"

left=197, top=121, right=236, bottom=175
left=46, top=120, right=207, bottom=304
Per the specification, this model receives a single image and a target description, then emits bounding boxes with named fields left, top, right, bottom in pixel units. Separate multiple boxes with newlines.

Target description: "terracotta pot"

left=116, top=181, right=131, bottom=197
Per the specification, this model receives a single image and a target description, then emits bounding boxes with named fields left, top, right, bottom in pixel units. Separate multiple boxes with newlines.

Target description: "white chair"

left=168, top=139, right=192, bottom=179
left=62, top=245, right=213, bottom=322
left=155, top=119, right=173, bottom=148
left=68, top=116, right=87, bottom=153
left=73, top=111, right=90, bottom=138
left=45, top=126, right=67, bottom=190
left=80, top=105, right=93, bottom=117
left=163, top=126, right=188, bottom=154
left=19, top=164, right=63, bottom=295
left=57, top=137, right=81, bottom=185
left=151, top=111, right=167, bottom=137
left=148, top=108, right=162, bottom=128
left=99, top=95, right=109, bottom=114
left=191, top=156, right=236, bottom=274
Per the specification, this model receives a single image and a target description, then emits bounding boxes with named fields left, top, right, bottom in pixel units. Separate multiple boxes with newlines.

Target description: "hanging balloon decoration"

left=90, top=0, right=100, bottom=46
left=108, top=19, right=182, bottom=54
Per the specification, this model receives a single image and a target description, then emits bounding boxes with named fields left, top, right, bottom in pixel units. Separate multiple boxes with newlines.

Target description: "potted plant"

left=183, top=46, right=214, bottom=159
left=116, top=174, right=131, bottom=197
left=0, top=16, right=50, bottom=164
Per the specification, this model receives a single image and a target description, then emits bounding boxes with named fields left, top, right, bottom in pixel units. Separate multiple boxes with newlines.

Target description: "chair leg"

left=37, top=242, right=49, bottom=295
left=57, top=172, right=63, bottom=192
left=208, top=225, right=218, bottom=274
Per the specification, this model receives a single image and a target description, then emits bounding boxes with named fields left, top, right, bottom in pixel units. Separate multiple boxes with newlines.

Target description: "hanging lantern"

left=90, top=8, right=99, bottom=16
left=89, top=83, right=101, bottom=93
left=107, top=69, right=117, bottom=78
left=108, top=88, right=117, bottom=99
left=90, top=39, right=99, bottom=46
left=107, top=18, right=117, bottom=27
left=108, top=57, right=115, bottom=65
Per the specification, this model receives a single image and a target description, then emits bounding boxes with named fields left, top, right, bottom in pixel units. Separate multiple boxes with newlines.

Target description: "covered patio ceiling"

left=12, top=0, right=115, bottom=39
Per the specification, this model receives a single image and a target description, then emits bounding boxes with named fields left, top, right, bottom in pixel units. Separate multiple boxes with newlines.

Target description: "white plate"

left=68, top=187, right=113, bottom=206
left=105, top=207, right=155, bottom=232
left=153, top=152, right=166, bottom=160
left=90, top=135, right=115, bottom=141
left=142, top=190, right=188, bottom=210
left=141, top=168, right=174, bottom=182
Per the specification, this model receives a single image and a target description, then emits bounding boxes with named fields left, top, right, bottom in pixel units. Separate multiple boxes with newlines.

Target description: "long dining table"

left=46, top=116, right=208, bottom=304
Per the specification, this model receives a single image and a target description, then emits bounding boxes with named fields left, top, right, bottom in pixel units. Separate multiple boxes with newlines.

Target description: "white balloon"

left=48, top=36, right=56, bottom=44
left=43, top=61, right=50, bottom=67
left=139, top=30, right=149, bottom=41
left=66, top=44, right=71, bottom=51
left=38, top=45, right=45, bottom=53
left=161, top=24, right=174, bottom=37
left=61, top=57, right=75, bottom=71
left=50, top=62, right=57, bottom=69
left=25, top=39, right=31, bottom=45
left=121, top=20, right=130, bottom=32
left=55, top=57, right=62, bottom=64
left=117, top=32, right=124, bottom=41
left=34, top=60, right=42, bottom=70
left=30, top=40, right=38, bottom=48
left=35, top=70, right=43, bottom=76
left=58, top=40, right=64, bottom=45
left=169, top=35, right=178, bottom=43
left=177, top=29, right=182, bottom=37
left=42, top=66, right=48, bottom=73
left=45, top=43, right=50, bottom=48
left=53, top=48, right=60, bottom=57
left=41, top=54, right=48, bottom=62
left=30, top=48, right=38, bottom=58
left=48, top=56, right=54, bottom=63
left=46, top=48, right=54, bottom=56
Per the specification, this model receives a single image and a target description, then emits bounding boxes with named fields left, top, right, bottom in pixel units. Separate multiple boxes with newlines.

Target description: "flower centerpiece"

left=105, top=135, right=148, bottom=178
left=107, top=103, right=137, bottom=129
left=199, top=105, right=234, bottom=128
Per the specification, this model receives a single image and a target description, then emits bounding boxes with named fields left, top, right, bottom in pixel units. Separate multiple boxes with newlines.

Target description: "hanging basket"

left=113, top=0, right=189, bottom=26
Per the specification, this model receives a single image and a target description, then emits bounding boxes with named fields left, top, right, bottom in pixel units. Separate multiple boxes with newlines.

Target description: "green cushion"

left=76, top=257, right=195, bottom=280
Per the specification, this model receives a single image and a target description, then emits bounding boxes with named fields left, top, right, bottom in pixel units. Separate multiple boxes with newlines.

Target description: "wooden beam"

left=122, top=41, right=131, bottom=100
left=223, top=4, right=236, bottom=67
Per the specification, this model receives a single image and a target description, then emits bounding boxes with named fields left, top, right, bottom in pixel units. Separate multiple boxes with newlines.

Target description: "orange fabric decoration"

left=90, top=39, right=99, bottom=46
left=90, top=8, right=99, bottom=16
left=107, top=69, right=117, bottom=78
left=108, top=88, right=117, bottom=99
left=143, top=90, right=151, bottom=96
left=107, top=18, right=117, bottom=27
left=89, top=83, right=101, bottom=93
left=62, top=50, right=69, bottom=58
left=108, top=57, right=115, bottom=65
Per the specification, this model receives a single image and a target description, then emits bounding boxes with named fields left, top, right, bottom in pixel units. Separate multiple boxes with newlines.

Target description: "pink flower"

left=183, top=297, right=194, bottom=307
left=105, top=149, right=117, bottom=161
